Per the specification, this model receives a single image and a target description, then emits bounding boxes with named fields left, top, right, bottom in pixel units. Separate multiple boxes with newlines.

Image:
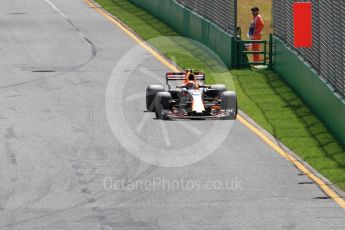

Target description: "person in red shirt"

left=248, top=7, right=264, bottom=63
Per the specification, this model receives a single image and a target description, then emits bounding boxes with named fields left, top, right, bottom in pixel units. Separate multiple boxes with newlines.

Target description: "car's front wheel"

left=155, top=92, right=172, bottom=120
left=146, top=85, right=165, bottom=112
left=220, top=91, right=237, bottom=119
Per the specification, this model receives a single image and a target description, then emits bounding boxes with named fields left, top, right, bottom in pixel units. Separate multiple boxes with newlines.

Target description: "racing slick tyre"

left=220, top=91, right=238, bottom=119
left=146, top=85, right=165, bottom=112
left=155, top=92, right=172, bottom=120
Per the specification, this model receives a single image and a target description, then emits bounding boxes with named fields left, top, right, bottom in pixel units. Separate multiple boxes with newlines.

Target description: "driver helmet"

left=184, top=72, right=195, bottom=84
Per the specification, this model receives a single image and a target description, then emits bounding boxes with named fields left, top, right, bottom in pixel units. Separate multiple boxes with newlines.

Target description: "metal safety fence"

left=272, top=0, right=345, bottom=98
left=176, top=0, right=237, bottom=36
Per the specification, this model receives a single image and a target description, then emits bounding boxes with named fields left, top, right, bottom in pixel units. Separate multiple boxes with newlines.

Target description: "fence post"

left=232, top=37, right=237, bottom=68
left=234, top=0, right=237, bottom=37
left=269, top=33, right=273, bottom=69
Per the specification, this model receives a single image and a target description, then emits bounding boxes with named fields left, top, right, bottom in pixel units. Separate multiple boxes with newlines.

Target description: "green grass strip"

left=95, top=0, right=345, bottom=191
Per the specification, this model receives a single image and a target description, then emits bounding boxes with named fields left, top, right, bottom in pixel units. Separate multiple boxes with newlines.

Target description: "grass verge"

left=95, top=0, right=345, bottom=191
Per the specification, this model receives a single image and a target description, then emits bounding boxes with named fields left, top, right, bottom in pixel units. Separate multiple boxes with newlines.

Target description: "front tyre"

left=220, top=91, right=237, bottom=119
left=155, top=92, right=172, bottom=120
left=146, top=85, right=165, bottom=112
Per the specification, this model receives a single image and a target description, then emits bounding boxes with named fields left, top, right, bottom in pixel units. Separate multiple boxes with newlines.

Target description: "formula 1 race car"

left=146, top=69, right=237, bottom=120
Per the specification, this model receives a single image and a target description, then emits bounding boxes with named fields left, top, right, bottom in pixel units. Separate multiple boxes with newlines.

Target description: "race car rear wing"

left=166, top=72, right=205, bottom=81
left=166, top=72, right=205, bottom=89
left=166, top=72, right=205, bottom=85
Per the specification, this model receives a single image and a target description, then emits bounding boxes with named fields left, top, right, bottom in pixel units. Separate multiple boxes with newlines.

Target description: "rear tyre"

left=146, top=85, right=164, bottom=112
left=155, top=92, right=172, bottom=120
left=220, top=91, right=237, bottom=119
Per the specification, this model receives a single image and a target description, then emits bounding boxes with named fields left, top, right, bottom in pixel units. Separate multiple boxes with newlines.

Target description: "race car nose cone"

left=191, top=93, right=205, bottom=113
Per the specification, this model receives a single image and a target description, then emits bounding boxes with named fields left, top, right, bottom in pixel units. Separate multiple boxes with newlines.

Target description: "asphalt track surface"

left=0, top=0, right=344, bottom=229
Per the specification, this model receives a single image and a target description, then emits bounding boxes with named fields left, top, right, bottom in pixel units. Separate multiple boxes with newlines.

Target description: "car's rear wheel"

left=220, top=91, right=237, bottom=119
left=155, top=92, right=172, bottom=120
left=146, top=85, right=164, bottom=112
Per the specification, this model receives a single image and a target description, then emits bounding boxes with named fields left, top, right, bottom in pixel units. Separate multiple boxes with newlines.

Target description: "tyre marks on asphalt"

left=89, top=206, right=161, bottom=230
left=4, top=126, right=19, bottom=177
left=0, top=160, right=158, bottom=229
left=70, top=145, right=159, bottom=203
left=70, top=158, right=161, bottom=229
left=71, top=158, right=114, bottom=195
left=0, top=0, right=98, bottom=91
left=36, top=0, right=98, bottom=73
left=0, top=126, right=18, bottom=212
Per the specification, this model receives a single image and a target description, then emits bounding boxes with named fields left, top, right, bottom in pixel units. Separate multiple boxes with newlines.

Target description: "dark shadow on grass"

left=236, top=69, right=345, bottom=190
